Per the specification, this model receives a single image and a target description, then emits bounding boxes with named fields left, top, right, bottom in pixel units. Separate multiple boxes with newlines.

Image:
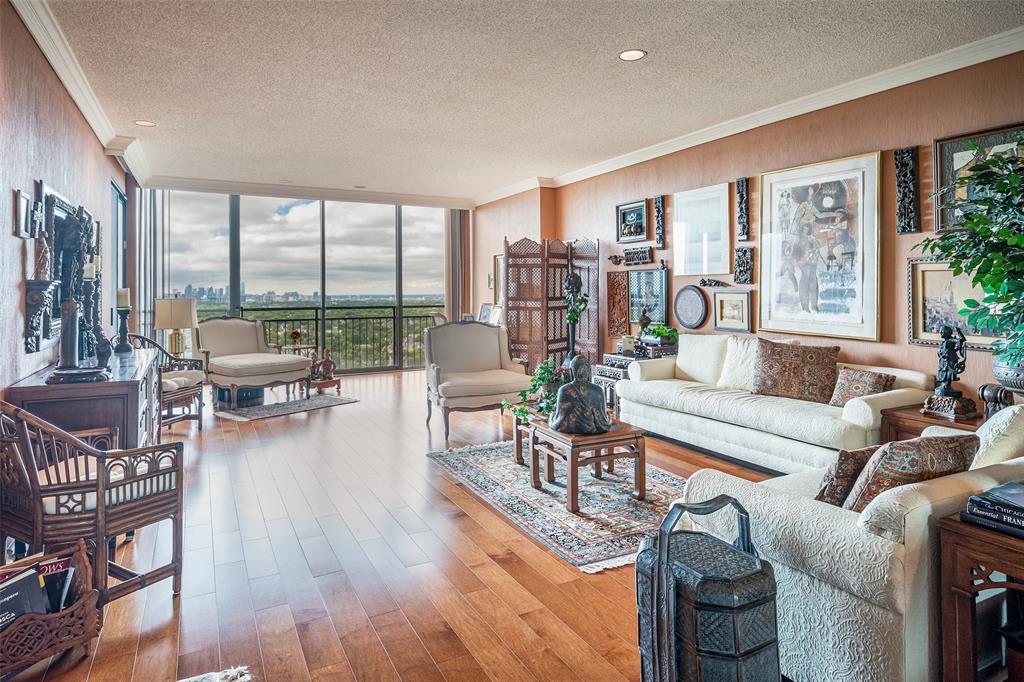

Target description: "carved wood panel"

left=607, top=271, right=629, bottom=338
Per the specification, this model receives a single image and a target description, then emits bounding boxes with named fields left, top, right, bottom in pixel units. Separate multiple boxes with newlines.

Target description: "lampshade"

left=154, top=298, right=197, bottom=330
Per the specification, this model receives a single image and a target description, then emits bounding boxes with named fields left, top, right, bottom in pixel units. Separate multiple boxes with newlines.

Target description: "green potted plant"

left=640, top=323, right=679, bottom=347
left=501, top=357, right=570, bottom=421
left=919, top=132, right=1024, bottom=395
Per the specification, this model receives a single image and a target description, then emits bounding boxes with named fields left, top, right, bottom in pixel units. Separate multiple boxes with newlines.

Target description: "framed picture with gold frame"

left=713, top=290, right=753, bottom=333
left=908, top=256, right=1002, bottom=351
left=493, top=253, right=506, bottom=305
left=758, top=151, right=880, bottom=341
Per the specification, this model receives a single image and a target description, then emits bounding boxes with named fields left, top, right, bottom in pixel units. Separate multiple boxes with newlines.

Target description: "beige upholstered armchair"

left=194, top=316, right=311, bottom=408
left=424, top=320, right=532, bottom=438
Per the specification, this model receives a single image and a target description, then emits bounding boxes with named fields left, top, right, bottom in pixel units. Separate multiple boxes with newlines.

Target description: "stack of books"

left=962, top=482, right=1024, bottom=539
left=0, top=554, right=77, bottom=633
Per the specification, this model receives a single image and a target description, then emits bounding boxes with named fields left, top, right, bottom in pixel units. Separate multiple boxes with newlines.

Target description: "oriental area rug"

left=214, top=395, right=358, bottom=422
left=428, top=441, right=687, bottom=572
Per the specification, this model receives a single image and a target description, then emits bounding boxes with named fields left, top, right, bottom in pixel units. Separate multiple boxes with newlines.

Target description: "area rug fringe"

left=579, top=551, right=640, bottom=574
left=177, top=666, right=251, bottom=682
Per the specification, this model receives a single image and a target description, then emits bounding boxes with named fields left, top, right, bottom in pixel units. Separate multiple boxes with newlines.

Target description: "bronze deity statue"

left=548, top=356, right=613, bottom=435
left=922, top=325, right=979, bottom=419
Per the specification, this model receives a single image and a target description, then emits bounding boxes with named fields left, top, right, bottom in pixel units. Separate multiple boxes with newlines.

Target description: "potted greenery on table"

left=919, top=132, right=1024, bottom=395
left=640, top=323, right=679, bottom=347
left=501, top=357, right=570, bottom=421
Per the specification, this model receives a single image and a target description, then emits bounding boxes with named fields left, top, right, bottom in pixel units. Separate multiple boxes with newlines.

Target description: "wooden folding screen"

left=504, top=236, right=600, bottom=371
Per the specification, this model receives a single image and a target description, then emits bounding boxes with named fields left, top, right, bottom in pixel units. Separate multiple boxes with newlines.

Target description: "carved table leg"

left=513, top=416, right=524, bottom=465
left=635, top=439, right=646, bottom=501
left=567, top=447, right=580, bottom=513
left=529, top=430, right=541, bottom=489
left=942, top=541, right=978, bottom=681
left=592, top=450, right=603, bottom=479
left=544, top=445, right=556, bottom=484
left=606, top=448, right=615, bottom=474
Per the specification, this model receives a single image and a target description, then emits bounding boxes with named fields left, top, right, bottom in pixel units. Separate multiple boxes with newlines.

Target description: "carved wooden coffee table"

left=525, top=418, right=646, bottom=513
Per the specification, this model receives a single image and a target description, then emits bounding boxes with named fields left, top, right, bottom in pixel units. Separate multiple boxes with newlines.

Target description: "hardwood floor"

left=15, top=370, right=767, bottom=682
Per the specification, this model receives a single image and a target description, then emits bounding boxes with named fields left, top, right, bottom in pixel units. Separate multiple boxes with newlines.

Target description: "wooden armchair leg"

left=443, top=407, right=451, bottom=440
left=426, top=394, right=433, bottom=425
left=172, top=513, right=183, bottom=595
left=197, top=389, right=204, bottom=431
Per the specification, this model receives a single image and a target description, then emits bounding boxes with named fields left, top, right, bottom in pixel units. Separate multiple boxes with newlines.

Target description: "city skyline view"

left=166, top=191, right=446, bottom=301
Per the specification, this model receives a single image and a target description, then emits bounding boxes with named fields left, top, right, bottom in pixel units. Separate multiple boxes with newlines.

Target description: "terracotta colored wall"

left=474, top=52, right=1024, bottom=397
left=470, top=188, right=542, bottom=314
left=0, top=0, right=124, bottom=394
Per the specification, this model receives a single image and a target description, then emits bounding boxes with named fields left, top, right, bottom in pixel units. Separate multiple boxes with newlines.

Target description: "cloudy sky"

left=167, top=191, right=445, bottom=297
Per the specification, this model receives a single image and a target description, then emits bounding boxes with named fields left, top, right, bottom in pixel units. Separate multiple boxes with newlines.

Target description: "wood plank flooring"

left=15, top=370, right=766, bottom=682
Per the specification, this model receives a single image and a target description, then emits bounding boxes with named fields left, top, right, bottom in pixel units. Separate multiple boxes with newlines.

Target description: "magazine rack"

left=0, top=539, right=99, bottom=677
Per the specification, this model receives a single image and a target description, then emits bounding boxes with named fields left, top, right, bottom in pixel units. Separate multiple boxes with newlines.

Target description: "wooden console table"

left=880, top=404, right=984, bottom=442
left=939, top=514, right=1024, bottom=681
left=5, top=349, right=161, bottom=448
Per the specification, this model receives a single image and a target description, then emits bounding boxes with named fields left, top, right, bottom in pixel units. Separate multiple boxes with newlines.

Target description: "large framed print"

left=934, top=122, right=1023, bottom=232
left=908, top=257, right=1002, bottom=351
left=628, top=267, right=668, bottom=324
left=759, top=152, right=880, bottom=341
left=672, top=183, right=730, bottom=275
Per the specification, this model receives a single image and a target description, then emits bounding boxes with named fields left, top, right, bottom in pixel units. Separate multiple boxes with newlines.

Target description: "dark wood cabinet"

left=5, top=349, right=161, bottom=448
left=880, top=404, right=983, bottom=442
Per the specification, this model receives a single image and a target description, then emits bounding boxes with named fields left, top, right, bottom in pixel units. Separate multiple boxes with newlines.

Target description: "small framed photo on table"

left=713, top=290, right=753, bottom=333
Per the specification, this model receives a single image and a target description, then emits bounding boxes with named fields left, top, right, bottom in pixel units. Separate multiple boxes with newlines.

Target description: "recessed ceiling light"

left=134, top=119, right=157, bottom=127
left=618, top=49, right=647, bottom=62
left=354, top=185, right=367, bottom=189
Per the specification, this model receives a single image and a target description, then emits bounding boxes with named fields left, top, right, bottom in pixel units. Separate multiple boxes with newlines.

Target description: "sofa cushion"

left=208, top=352, right=311, bottom=378
left=438, top=369, right=532, bottom=398
left=752, top=339, right=840, bottom=404
left=843, top=435, right=980, bottom=512
left=814, top=445, right=880, bottom=505
left=838, top=362, right=933, bottom=392
left=615, top=378, right=869, bottom=450
left=972, top=405, right=1024, bottom=469
left=675, top=334, right=730, bottom=385
left=717, top=336, right=799, bottom=392
left=829, top=367, right=896, bottom=407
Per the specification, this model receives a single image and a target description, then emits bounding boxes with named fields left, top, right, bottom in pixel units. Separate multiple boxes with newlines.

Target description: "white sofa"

left=617, top=334, right=934, bottom=473
left=679, top=405, right=1024, bottom=682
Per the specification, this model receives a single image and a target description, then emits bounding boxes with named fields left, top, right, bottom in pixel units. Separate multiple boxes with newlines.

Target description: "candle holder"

left=113, top=307, right=134, bottom=358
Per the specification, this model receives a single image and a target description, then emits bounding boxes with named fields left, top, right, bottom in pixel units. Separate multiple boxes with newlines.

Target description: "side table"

left=880, top=404, right=984, bottom=442
left=527, top=419, right=646, bottom=513
left=939, top=514, right=1024, bottom=681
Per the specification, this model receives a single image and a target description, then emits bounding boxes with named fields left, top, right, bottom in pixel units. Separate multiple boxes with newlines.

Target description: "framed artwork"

left=672, top=183, right=730, bottom=275
left=714, top=290, right=753, bottom=333
left=628, top=266, right=668, bottom=324
left=489, top=304, right=503, bottom=326
left=478, top=303, right=493, bottom=323
left=908, top=256, right=1002, bottom=351
left=616, top=199, right=647, bottom=243
left=492, top=253, right=506, bottom=304
left=759, top=151, right=880, bottom=340
left=934, top=122, right=1023, bottom=232
left=13, top=189, right=32, bottom=238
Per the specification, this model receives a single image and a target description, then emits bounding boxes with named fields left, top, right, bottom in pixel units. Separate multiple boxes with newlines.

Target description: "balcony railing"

left=238, top=304, right=444, bottom=371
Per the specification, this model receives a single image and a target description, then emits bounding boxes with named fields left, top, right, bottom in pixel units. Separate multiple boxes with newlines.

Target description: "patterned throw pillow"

left=751, top=339, right=840, bottom=404
left=842, top=435, right=980, bottom=512
left=814, top=445, right=880, bottom=506
left=828, top=367, right=897, bottom=407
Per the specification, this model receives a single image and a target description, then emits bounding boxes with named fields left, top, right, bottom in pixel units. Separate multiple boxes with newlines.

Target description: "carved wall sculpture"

left=895, top=146, right=921, bottom=234
left=623, top=246, right=654, bottom=266
left=734, top=246, right=755, bottom=285
left=654, top=195, right=665, bottom=249
left=607, top=271, right=629, bottom=338
left=736, top=177, right=750, bottom=241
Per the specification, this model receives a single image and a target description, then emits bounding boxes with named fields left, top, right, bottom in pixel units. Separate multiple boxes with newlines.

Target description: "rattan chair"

left=0, top=401, right=184, bottom=605
left=128, top=333, right=204, bottom=433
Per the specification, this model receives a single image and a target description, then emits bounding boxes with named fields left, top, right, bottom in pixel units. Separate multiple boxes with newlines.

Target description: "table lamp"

left=155, top=297, right=197, bottom=357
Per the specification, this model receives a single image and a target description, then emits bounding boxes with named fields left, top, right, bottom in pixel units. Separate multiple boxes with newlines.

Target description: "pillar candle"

left=117, top=288, right=131, bottom=308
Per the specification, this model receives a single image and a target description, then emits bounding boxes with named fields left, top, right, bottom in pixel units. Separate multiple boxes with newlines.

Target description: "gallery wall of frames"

left=473, top=51, right=1024, bottom=397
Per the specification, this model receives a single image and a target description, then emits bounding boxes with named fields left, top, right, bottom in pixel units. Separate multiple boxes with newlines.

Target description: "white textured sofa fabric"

left=680, top=413, right=1024, bottom=682
left=617, top=334, right=933, bottom=472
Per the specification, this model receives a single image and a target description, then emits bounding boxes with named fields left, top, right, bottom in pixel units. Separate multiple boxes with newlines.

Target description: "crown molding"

left=11, top=0, right=153, bottom=184
left=479, top=26, right=1024, bottom=205
left=473, top=176, right=556, bottom=206
left=147, top=175, right=475, bottom=209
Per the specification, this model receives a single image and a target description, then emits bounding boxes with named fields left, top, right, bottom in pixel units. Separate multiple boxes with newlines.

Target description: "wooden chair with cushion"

left=194, top=315, right=312, bottom=408
left=0, top=401, right=184, bottom=605
left=424, top=320, right=532, bottom=439
left=128, top=333, right=204, bottom=434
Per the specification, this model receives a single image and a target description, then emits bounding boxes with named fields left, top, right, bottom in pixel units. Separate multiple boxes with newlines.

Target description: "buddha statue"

left=548, top=356, right=613, bottom=435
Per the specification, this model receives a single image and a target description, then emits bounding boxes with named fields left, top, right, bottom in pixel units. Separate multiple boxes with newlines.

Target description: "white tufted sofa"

left=617, top=334, right=934, bottom=473
left=679, top=405, right=1024, bottom=682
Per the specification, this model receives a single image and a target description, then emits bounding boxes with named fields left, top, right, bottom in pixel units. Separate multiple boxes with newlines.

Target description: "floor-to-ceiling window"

left=165, top=191, right=231, bottom=320
left=164, top=190, right=448, bottom=370
left=239, top=196, right=321, bottom=348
